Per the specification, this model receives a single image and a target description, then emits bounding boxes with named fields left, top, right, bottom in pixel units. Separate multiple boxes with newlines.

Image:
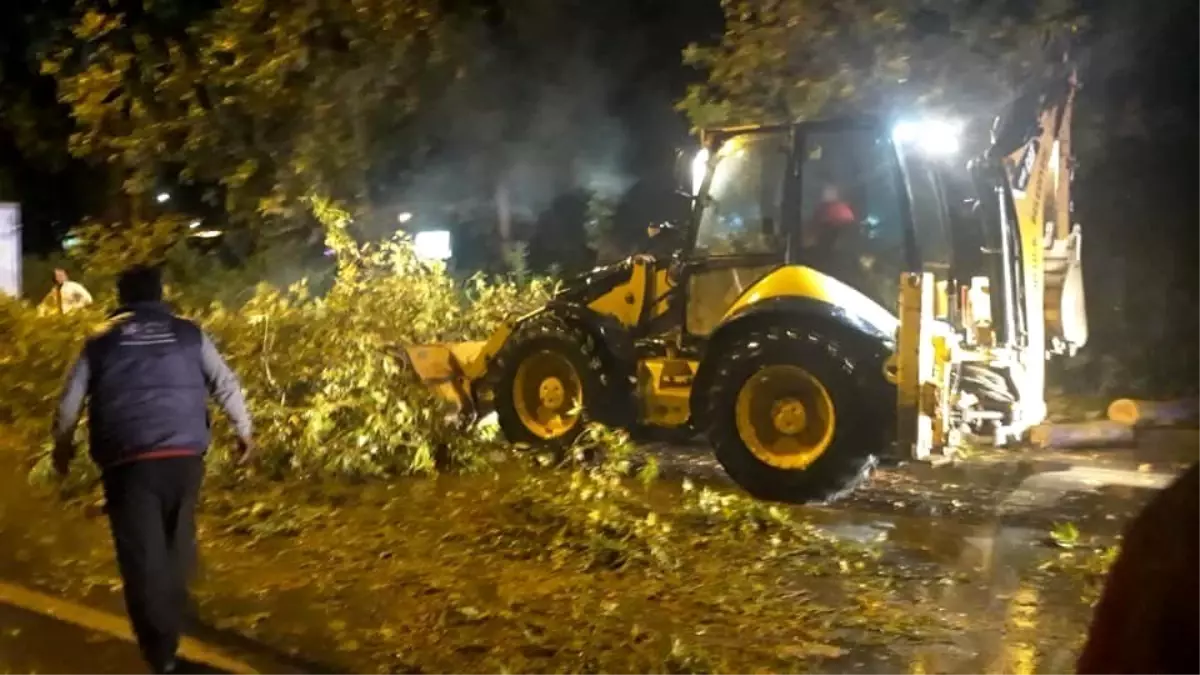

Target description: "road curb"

left=0, top=579, right=257, bottom=674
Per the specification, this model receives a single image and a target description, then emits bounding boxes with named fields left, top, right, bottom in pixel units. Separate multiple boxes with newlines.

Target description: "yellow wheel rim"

left=512, top=350, right=584, bottom=440
left=734, top=364, right=836, bottom=469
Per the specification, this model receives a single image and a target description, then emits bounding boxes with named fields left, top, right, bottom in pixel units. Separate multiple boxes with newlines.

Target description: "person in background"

left=43, top=268, right=94, bottom=314
left=51, top=265, right=254, bottom=674
left=1077, top=462, right=1199, bottom=674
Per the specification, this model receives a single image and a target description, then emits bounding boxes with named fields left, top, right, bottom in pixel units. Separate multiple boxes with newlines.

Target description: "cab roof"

left=698, top=115, right=887, bottom=146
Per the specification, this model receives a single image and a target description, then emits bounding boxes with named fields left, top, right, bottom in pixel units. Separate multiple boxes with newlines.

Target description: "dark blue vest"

left=85, top=303, right=211, bottom=467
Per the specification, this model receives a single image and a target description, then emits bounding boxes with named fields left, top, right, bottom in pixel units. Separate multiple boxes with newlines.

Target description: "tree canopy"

left=677, top=0, right=1083, bottom=129
left=33, top=0, right=688, bottom=265
left=44, top=0, right=459, bottom=241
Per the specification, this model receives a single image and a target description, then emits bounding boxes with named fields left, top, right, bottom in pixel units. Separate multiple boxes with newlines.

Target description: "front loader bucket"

left=398, top=342, right=486, bottom=417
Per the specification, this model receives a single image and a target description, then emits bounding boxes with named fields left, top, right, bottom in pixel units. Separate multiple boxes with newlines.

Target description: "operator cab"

left=682, top=118, right=969, bottom=340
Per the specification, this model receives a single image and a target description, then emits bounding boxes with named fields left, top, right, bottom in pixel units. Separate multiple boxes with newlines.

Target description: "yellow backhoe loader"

left=403, top=66, right=1087, bottom=503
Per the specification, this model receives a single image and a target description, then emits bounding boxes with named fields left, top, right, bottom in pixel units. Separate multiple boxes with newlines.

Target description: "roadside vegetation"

left=5, top=199, right=553, bottom=485
left=0, top=196, right=1127, bottom=672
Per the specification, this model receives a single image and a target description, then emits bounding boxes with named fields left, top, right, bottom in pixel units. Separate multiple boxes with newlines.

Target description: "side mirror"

left=648, top=220, right=675, bottom=239
left=644, top=220, right=684, bottom=256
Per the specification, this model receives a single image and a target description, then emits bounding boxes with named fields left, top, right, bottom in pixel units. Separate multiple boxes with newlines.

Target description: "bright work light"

left=691, top=148, right=710, bottom=196
left=414, top=230, right=452, bottom=261
left=892, top=118, right=963, bottom=157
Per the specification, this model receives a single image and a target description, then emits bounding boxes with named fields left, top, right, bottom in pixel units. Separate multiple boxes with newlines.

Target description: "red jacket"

left=814, top=200, right=857, bottom=229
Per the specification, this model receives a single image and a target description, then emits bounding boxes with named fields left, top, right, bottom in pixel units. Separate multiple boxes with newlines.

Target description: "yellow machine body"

left=403, top=258, right=896, bottom=425
left=638, top=357, right=698, bottom=428
left=398, top=65, right=1084, bottom=502
left=723, top=266, right=899, bottom=338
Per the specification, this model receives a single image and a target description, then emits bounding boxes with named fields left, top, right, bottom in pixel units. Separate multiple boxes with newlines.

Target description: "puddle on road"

left=795, top=504, right=1105, bottom=674
left=810, top=524, right=1093, bottom=672
left=599, top=449, right=1116, bottom=674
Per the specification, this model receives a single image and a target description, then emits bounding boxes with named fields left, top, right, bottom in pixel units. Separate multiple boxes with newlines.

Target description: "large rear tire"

left=487, top=316, right=608, bottom=447
left=703, top=325, right=888, bottom=503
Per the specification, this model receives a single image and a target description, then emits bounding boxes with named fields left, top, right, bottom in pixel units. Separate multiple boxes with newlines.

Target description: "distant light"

left=191, top=229, right=222, bottom=239
left=155, top=192, right=171, bottom=204
left=690, top=148, right=709, bottom=196
left=189, top=220, right=201, bottom=229
left=62, top=236, right=80, bottom=250
left=892, top=118, right=962, bottom=157
left=413, top=230, right=452, bottom=261
left=397, top=211, right=414, bottom=224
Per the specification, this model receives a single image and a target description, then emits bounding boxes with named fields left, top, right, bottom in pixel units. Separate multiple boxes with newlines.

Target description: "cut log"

left=1029, top=420, right=1136, bottom=449
left=1107, top=398, right=1200, bottom=428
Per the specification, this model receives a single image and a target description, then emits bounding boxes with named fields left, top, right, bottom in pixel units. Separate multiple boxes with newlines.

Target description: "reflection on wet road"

left=643, top=428, right=1196, bottom=674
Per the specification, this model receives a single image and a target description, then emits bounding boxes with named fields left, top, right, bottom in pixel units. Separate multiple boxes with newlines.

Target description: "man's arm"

left=199, top=333, right=252, bottom=442
left=52, top=353, right=90, bottom=460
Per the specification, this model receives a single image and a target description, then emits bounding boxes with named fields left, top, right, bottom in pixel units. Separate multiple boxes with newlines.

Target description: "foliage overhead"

left=44, top=0, right=458, bottom=238
left=678, top=0, right=1084, bottom=129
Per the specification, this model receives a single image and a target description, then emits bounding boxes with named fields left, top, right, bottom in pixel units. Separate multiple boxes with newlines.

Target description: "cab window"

left=796, top=129, right=907, bottom=309
left=903, top=153, right=954, bottom=273
left=694, top=132, right=790, bottom=256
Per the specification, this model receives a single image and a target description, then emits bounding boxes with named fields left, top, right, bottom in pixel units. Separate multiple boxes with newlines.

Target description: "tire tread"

left=703, top=325, right=886, bottom=503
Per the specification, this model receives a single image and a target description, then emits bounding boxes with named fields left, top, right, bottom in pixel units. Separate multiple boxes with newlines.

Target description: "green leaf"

left=1050, top=521, right=1081, bottom=549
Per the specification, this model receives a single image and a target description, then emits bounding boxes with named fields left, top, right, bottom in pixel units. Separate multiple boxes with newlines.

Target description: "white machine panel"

left=0, top=203, right=20, bottom=298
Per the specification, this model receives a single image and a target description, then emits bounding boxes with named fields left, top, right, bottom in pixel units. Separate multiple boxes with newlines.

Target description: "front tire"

left=488, top=316, right=607, bottom=447
left=703, top=325, right=889, bottom=503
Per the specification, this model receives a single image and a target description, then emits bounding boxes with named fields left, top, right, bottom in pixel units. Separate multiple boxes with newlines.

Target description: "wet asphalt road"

left=643, top=428, right=1196, bottom=530
left=0, top=429, right=1195, bottom=674
left=0, top=602, right=146, bottom=674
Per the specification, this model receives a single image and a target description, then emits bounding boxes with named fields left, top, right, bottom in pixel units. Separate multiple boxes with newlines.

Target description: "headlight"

left=892, top=118, right=963, bottom=157
left=691, top=148, right=710, bottom=196
left=414, top=230, right=452, bottom=261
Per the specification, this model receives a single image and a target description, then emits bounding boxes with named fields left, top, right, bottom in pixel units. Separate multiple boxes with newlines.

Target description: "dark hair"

left=116, top=265, right=164, bottom=304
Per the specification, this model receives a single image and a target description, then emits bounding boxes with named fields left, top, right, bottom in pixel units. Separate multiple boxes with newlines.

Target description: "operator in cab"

left=811, top=184, right=858, bottom=241
left=803, top=183, right=866, bottom=286
left=801, top=183, right=858, bottom=253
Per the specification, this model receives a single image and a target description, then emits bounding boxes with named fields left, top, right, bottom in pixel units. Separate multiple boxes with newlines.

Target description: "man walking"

left=52, top=265, right=253, bottom=674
